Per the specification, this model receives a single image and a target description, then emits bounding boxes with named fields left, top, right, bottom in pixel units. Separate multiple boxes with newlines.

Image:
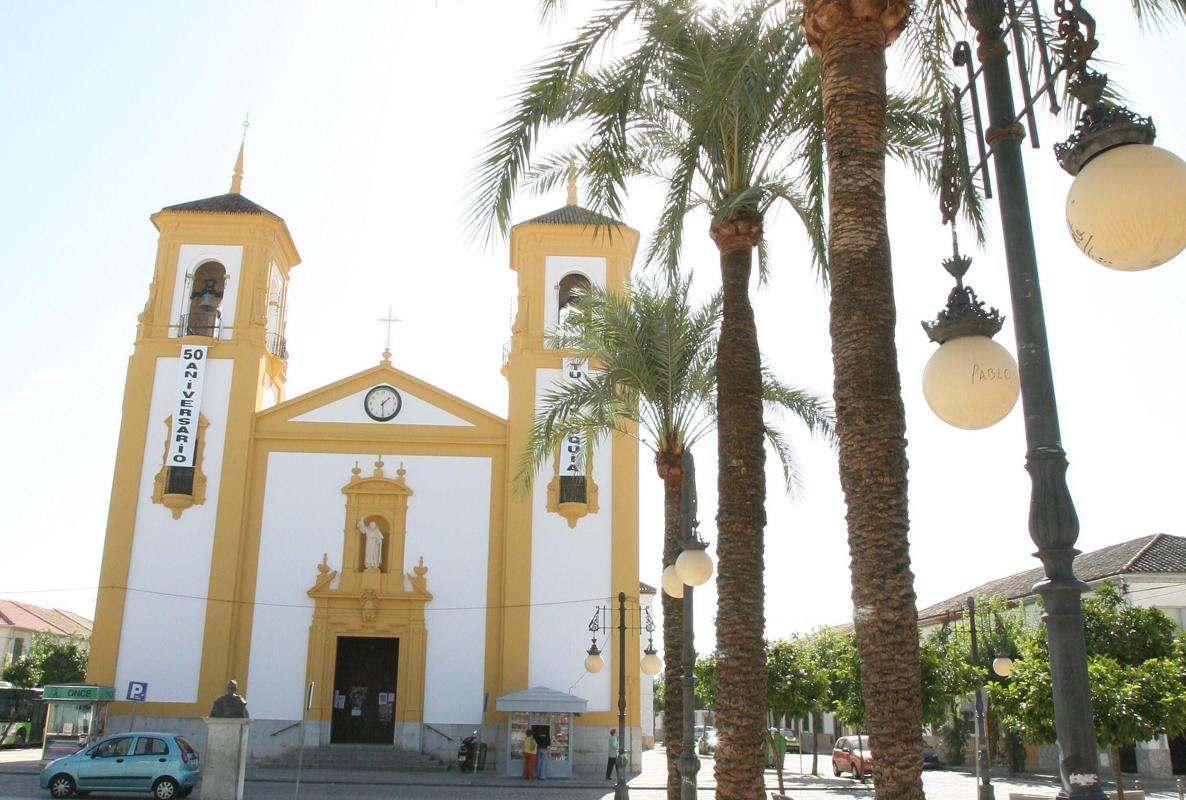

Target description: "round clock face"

left=364, top=385, right=402, bottom=422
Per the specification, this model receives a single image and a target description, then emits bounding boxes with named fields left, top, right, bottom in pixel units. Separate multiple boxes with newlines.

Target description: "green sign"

left=43, top=685, right=116, bottom=702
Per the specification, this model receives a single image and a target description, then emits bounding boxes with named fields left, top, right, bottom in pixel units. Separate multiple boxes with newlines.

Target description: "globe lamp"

left=640, top=647, right=662, bottom=676
left=661, top=564, right=684, bottom=599
left=585, top=642, right=605, bottom=674
left=992, top=656, right=1014, bottom=678
left=1066, top=144, right=1186, bottom=271
left=922, top=334, right=1020, bottom=430
left=675, top=545, right=713, bottom=587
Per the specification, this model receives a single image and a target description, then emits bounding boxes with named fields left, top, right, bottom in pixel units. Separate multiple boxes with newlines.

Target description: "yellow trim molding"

left=151, top=414, right=210, bottom=518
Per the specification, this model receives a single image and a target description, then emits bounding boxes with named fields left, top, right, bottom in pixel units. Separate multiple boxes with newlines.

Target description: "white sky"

left=0, top=2, right=1182, bottom=661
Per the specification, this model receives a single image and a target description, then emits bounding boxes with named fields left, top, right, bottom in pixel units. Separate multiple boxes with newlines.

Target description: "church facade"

left=86, top=153, right=652, bottom=771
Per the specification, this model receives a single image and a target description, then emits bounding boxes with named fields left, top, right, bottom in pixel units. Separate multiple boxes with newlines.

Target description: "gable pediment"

left=256, top=361, right=505, bottom=441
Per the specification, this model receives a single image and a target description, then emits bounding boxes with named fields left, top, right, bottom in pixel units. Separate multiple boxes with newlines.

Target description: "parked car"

left=832, top=734, right=873, bottom=780
left=40, top=732, right=200, bottom=799
left=696, top=726, right=718, bottom=755
left=779, top=728, right=801, bottom=754
left=922, top=744, right=943, bottom=769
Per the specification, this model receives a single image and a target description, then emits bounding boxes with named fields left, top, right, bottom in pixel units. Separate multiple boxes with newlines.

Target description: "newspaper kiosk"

left=40, top=684, right=115, bottom=761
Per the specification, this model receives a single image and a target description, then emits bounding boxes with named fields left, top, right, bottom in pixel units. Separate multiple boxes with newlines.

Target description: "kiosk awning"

left=495, top=686, right=588, bottom=713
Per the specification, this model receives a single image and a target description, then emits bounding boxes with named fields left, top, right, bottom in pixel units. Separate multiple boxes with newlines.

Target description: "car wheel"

left=152, top=777, right=180, bottom=800
left=48, top=774, right=76, bottom=798
left=15, top=729, right=26, bottom=746
left=832, top=761, right=841, bottom=777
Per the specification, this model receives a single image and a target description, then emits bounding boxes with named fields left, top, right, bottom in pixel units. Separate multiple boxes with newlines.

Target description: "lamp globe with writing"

left=923, top=335, right=1020, bottom=430
left=1066, top=144, right=1186, bottom=271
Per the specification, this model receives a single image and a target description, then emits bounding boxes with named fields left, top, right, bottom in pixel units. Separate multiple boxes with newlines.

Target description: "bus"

left=0, top=687, right=45, bottom=748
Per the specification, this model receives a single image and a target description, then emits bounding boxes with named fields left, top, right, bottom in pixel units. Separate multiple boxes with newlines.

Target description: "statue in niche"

left=357, top=518, right=385, bottom=570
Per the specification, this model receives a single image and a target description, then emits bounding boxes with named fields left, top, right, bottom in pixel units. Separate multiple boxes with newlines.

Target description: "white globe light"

left=585, top=651, right=605, bottom=673
left=1066, top=144, right=1186, bottom=270
left=661, top=564, right=684, bottom=599
left=992, top=656, right=1014, bottom=678
left=922, top=335, right=1020, bottom=430
left=675, top=547, right=713, bottom=587
left=640, top=650, right=663, bottom=676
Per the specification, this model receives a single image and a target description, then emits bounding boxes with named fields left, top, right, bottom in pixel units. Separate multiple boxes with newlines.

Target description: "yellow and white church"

left=86, top=150, right=654, bottom=774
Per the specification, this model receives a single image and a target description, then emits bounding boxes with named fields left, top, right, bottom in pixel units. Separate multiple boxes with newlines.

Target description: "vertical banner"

left=562, top=358, right=587, bottom=477
left=167, top=344, right=208, bottom=467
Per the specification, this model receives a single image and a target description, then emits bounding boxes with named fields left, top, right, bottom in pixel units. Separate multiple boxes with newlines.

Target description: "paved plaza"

left=2, top=745, right=1183, bottom=800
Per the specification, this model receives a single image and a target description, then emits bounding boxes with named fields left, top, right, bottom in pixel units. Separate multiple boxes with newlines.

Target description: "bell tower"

left=496, top=179, right=642, bottom=727
left=88, top=145, right=301, bottom=717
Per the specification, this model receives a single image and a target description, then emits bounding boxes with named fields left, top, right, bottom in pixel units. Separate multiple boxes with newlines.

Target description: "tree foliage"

left=765, top=636, right=829, bottom=726
left=693, top=653, right=718, bottom=710
left=1, top=633, right=88, bottom=688
left=990, top=583, right=1186, bottom=756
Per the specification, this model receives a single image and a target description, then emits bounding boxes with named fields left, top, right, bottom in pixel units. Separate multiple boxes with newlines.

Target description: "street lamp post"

left=923, top=1, right=1185, bottom=797
left=961, top=4, right=1105, bottom=796
left=967, top=597, right=995, bottom=800
left=658, top=450, right=714, bottom=800
left=584, top=592, right=661, bottom=800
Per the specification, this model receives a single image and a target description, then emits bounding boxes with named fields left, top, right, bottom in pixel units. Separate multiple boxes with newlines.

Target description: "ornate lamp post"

left=584, top=592, right=661, bottom=800
left=923, top=2, right=1186, bottom=798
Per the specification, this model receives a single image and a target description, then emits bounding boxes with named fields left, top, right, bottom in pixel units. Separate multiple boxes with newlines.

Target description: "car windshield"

left=854, top=735, right=870, bottom=752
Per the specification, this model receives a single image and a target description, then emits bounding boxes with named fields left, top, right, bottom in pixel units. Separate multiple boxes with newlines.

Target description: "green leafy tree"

left=765, top=636, right=829, bottom=730
left=470, top=3, right=932, bottom=794
left=990, top=584, right=1186, bottom=800
left=694, top=653, right=718, bottom=711
left=1, top=633, right=88, bottom=688
left=519, top=277, right=833, bottom=795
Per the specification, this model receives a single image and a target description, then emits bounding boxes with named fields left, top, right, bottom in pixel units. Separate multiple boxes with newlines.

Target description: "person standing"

left=522, top=730, right=538, bottom=779
left=605, top=728, right=618, bottom=780
left=534, top=731, right=549, bottom=780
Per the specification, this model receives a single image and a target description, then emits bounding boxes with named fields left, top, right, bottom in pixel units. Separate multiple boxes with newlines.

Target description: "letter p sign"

left=127, top=682, right=148, bottom=702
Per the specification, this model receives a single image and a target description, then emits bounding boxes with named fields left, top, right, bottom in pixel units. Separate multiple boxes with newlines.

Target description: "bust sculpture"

left=209, top=679, right=249, bottom=719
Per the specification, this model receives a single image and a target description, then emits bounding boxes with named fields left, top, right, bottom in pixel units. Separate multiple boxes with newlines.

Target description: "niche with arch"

left=185, top=261, right=227, bottom=337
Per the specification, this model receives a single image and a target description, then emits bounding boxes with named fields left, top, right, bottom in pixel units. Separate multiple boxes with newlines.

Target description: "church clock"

left=363, top=385, right=402, bottom=421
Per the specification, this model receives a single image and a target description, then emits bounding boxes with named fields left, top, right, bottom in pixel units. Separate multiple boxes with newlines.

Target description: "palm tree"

left=519, top=277, right=835, bottom=799
left=467, top=3, right=939, bottom=796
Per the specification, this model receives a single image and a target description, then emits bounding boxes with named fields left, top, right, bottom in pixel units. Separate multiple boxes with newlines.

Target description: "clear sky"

left=0, top=1, right=1183, bottom=660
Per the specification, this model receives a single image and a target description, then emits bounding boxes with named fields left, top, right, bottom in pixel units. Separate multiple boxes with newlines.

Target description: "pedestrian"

left=522, top=729, right=538, bottom=779
left=534, top=731, right=549, bottom=780
left=605, top=728, right=618, bottom=780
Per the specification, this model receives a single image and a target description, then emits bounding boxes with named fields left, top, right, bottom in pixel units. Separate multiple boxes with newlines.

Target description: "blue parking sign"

left=127, top=681, right=148, bottom=702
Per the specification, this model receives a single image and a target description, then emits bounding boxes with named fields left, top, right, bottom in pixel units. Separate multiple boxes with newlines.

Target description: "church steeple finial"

left=230, top=114, right=249, bottom=194
left=566, top=163, right=578, bottom=206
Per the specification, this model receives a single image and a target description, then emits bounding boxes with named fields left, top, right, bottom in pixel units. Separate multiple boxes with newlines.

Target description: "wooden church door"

left=330, top=636, right=399, bottom=743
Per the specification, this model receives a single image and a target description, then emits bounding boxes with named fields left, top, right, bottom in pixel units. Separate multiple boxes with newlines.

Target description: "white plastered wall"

left=169, top=244, right=244, bottom=340
left=290, top=385, right=473, bottom=426
left=115, top=356, right=233, bottom=703
left=246, top=452, right=492, bottom=724
left=528, top=367, right=613, bottom=711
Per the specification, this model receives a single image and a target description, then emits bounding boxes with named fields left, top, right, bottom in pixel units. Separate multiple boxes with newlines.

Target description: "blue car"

left=40, top=732, right=199, bottom=799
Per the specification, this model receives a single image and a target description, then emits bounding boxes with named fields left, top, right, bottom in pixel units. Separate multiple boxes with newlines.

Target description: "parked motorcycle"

left=457, top=731, right=480, bottom=772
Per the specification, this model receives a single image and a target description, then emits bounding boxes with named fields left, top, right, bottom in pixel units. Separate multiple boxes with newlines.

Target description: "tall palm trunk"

left=803, top=3, right=923, bottom=800
left=659, top=453, right=685, bottom=800
left=710, top=212, right=767, bottom=800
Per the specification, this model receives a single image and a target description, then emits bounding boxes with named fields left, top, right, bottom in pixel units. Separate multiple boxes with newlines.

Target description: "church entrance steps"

left=257, top=743, right=447, bottom=771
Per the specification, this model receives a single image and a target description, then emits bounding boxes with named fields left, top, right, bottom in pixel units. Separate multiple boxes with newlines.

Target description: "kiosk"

left=496, top=687, right=588, bottom=778
left=40, top=684, right=115, bottom=761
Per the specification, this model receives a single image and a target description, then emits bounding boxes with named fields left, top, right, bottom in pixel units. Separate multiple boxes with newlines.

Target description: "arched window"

left=185, top=261, right=226, bottom=337
left=557, top=273, right=591, bottom=323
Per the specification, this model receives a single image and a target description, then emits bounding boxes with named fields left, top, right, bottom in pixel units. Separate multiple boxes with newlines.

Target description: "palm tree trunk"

left=661, top=457, right=684, bottom=800
left=803, top=3, right=922, bottom=800
left=709, top=212, right=767, bottom=800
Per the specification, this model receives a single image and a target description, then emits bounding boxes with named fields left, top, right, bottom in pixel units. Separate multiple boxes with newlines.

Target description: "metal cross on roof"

left=378, top=306, right=402, bottom=353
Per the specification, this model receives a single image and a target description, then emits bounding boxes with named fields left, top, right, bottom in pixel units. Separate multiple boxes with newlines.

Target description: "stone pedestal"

left=202, top=717, right=250, bottom=800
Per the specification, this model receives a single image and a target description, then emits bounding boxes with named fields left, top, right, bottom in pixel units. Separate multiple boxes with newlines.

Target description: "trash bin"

left=764, top=729, right=787, bottom=769
left=477, top=742, right=489, bottom=770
